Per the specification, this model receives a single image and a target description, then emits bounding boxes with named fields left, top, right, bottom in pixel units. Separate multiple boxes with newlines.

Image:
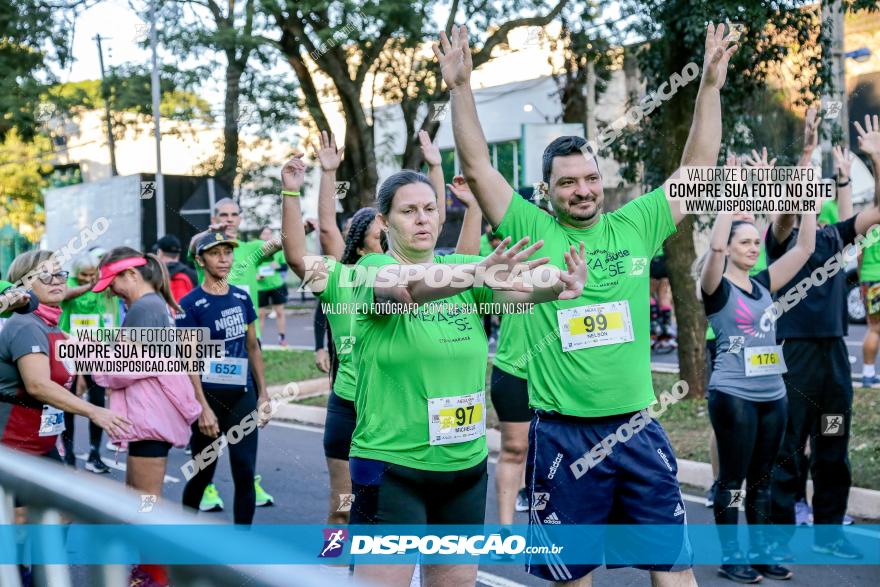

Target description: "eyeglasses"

left=36, top=271, right=69, bottom=284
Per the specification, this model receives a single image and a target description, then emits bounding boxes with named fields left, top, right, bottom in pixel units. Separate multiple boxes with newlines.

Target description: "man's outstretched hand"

left=433, top=25, right=473, bottom=91
left=701, top=22, right=739, bottom=91
left=855, top=114, right=880, bottom=157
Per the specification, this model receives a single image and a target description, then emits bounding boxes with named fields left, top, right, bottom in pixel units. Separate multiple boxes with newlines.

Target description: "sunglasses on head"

left=36, top=270, right=69, bottom=284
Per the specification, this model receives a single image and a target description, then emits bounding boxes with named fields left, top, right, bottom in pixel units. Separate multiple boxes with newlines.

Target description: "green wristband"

left=281, top=190, right=302, bottom=197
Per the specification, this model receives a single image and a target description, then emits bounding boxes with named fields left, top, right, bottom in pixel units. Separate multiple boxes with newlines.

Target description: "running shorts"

left=258, top=286, right=288, bottom=308
left=349, top=456, right=488, bottom=525
left=323, top=390, right=356, bottom=460
left=705, top=338, right=717, bottom=398
left=650, top=256, right=668, bottom=280
left=490, top=365, right=530, bottom=423
left=128, top=440, right=173, bottom=458
left=525, top=410, right=692, bottom=581
left=861, top=282, right=880, bottom=318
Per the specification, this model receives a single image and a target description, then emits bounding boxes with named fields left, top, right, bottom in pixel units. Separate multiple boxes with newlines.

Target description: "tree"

left=156, top=0, right=299, bottom=188
left=610, top=0, right=829, bottom=397
left=268, top=0, right=571, bottom=212
left=0, top=130, right=52, bottom=238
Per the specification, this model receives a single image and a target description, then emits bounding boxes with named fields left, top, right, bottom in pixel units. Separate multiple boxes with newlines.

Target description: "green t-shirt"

left=0, top=280, right=15, bottom=319
left=60, top=278, right=119, bottom=333
left=315, top=257, right=359, bottom=401
left=818, top=200, right=839, bottom=226
left=350, top=253, right=494, bottom=471
left=706, top=325, right=716, bottom=341
left=495, top=188, right=675, bottom=417
left=493, top=312, right=528, bottom=379
left=256, top=247, right=286, bottom=292
left=750, top=242, right=768, bottom=276
left=861, top=241, right=880, bottom=283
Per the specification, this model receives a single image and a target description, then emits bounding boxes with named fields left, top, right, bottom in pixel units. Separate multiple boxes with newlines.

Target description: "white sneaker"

left=269, top=310, right=278, bottom=319
left=105, top=440, right=126, bottom=453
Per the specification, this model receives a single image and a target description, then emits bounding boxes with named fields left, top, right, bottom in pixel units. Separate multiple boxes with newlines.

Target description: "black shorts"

left=705, top=338, right=717, bottom=397
left=323, top=390, right=356, bottom=461
left=258, top=286, right=288, bottom=307
left=128, top=440, right=173, bottom=458
left=349, top=457, right=488, bottom=525
left=650, top=256, right=668, bottom=279
left=490, top=365, right=530, bottom=422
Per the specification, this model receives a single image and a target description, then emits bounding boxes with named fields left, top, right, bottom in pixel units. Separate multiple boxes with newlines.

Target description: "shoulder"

left=178, top=288, right=204, bottom=308
left=438, top=253, right=483, bottom=265
left=230, top=286, right=251, bottom=303
left=356, top=253, right=397, bottom=268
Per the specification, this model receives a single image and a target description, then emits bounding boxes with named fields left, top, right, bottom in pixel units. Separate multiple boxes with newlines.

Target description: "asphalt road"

left=63, top=415, right=879, bottom=587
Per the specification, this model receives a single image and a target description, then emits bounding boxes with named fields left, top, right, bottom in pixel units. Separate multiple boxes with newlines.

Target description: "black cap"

left=156, top=235, right=182, bottom=254
left=195, top=231, right=239, bottom=255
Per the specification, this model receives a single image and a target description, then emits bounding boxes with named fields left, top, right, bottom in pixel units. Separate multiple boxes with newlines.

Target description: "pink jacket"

left=92, top=372, right=201, bottom=448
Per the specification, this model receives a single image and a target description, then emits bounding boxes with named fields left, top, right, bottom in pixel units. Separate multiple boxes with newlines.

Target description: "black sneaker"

left=812, top=538, right=863, bottom=559
left=751, top=564, right=792, bottom=580
left=85, top=452, right=110, bottom=474
left=718, top=563, right=763, bottom=583
left=514, top=488, right=529, bottom=512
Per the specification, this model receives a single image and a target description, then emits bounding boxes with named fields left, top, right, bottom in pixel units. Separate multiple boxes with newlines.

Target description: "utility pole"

left=821, top=0, right=848, bottom=173
left=93, top=34, right=118, bottom=176
left=150, top=0, right=165, bottom=236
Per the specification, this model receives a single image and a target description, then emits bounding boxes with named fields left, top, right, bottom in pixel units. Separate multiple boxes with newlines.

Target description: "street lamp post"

left=150, top=0, right=165, bottom=236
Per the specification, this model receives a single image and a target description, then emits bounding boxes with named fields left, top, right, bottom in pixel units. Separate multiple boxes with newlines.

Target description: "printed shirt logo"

left=547, top=453, right=563, bottom=479
left=319, top=528, right=348, bottom=558
left=735, top=297, right=767, bottom=340
left=543, top=512, right=561, bottom=524
left=673, top=503, right=685, bottom=517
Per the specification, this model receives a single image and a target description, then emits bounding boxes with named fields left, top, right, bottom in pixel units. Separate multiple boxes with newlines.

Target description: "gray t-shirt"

left=0, top=313, right=64, bottom=405
left=124, top=293, right=173, bottom=328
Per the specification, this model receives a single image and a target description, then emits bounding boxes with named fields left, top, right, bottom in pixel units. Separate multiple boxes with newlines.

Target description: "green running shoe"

left=199, top=483, right=224, bottom=512
left=254, top=475, right=274, bottom=507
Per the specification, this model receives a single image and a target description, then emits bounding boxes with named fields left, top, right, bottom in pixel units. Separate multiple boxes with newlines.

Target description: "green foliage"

left=0, top=130, right=52, bottom=233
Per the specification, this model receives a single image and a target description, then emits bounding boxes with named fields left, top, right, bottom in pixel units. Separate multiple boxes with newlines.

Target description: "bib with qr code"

left=557, top=301, right=634, bottom=352
left=744, top=345, right=787, bottom=376
left=202, top=357, right=248, bottom=386
left=71, top=314, right=100, bottom=334
left=39, top=405, right=66, bottom=436
left=427, top=391, right=485, bottom=446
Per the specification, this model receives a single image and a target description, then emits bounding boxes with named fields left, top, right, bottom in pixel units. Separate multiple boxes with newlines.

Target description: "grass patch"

left=286, top=363, right=880, bottom=491
left=263, top=349, right=324, bottom=386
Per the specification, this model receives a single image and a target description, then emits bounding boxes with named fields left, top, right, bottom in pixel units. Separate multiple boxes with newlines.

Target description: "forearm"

left=428, top=164, right=447, bottom=225
left=451, top=87, right=491, bottom=173
left=248, top=342, right=267, bottom=397
left=313, top=306, right=327, bottom=350
left=280, top=195, right=308, bottom=279
left=374, top=264, right=478, bottom=305
left=30, top=378, right=96, bottom=417
left=837, top=185, right=854, bottom=221
left=318, top=169, right=344, bottom=258
left=455, top=205, right=483, bottom=255
left=493, top=267, right=563, bottom=304
left=188, top=373, right=210, bottom=409
left=63, top=283, right=92, bottom=301
left=680, top=86, right=722, bottom=167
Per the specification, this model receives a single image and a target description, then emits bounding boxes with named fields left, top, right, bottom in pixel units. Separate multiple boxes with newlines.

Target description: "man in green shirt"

left=255, top=227, right=289, bottom=346
left=440, top=22, right=737, bottom=584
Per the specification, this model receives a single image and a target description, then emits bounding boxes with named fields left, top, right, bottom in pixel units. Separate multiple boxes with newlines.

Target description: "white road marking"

left=76, top=453, right=180, bottom=483
left=477, top=570, right=528, bottom=587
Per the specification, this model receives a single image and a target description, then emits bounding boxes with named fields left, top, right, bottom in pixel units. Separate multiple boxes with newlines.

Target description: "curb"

left=273, top=400, right=880, bottom=520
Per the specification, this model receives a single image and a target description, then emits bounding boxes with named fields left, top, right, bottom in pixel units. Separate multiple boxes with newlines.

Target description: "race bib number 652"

left=557, top=300, right=634, bottom=352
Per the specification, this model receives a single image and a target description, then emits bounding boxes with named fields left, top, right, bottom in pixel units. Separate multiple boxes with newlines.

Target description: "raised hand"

left=281, top=153, right=306, bottom=193
left=743, top=147, right=776, bottom=169
left=803, top=107, right=820, bottom=154
left=447, top=175, right=477, bottom=208
left=833, top=145, right=853, bottom=180
left=316, top=130, right=344, bottom=172
left=854, top=114, right=880, bottom=157
left=556, top=243, right=587, bottom=300
left=432, top=25, right=473, bottom=91
left=419, top=129, right=442, bottom=167
left=701, top=22, right=739, bottom=90
left=479, top=236, right=550, bottom=292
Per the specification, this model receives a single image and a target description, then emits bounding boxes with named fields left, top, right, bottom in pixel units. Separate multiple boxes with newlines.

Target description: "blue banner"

left=1, top=524, right=877, bottom=565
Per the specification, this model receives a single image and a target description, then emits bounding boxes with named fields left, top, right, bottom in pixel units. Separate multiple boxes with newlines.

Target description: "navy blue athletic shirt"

left=176, top=285, right=257, bottom=392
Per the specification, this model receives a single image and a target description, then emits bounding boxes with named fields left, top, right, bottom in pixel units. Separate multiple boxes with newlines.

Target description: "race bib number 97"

left=557, top=300, right=634, bottom=352
left=428, top=391, right=485, bottom=446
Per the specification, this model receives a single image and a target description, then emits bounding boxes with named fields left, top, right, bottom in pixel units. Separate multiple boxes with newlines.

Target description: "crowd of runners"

left=1, top=22, right=879, bottom=587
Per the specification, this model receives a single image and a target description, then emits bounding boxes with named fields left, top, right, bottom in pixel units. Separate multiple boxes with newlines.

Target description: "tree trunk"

left=218, top=57, right=243, bottom=188
left=664, top=217, right=706, bottom=398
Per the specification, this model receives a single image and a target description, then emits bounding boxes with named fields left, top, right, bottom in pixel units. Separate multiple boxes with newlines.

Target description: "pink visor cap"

left=92, top=257, right=148, bottom=292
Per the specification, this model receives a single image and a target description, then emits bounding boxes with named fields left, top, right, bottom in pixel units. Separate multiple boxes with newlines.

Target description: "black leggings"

left=182, top=388, right=258, bottom=524
left=709, top=391, right=787, bottom=556
left=62, top=375, right=106, bottom=462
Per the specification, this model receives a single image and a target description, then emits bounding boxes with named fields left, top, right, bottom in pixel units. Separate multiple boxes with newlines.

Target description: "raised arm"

left=701, top=213, right=733, bottom=296
left=449, top=175, right=483, bottom=255
left=669, top=23, right=738, bottom=225
left=854, top=115, right=880, bottom=236
left=419, top=130, right=447, bottom=226
left=279, top=154, right=309, bottom=279
left=768, top=210, right=816, bottom=293
left=435, top=26, right=512, bottom=227
left=772, top=107, right=819, bottom=243
left=833, top=145, right=854, bottom=221
left=316, top=131, right=346, bottom=259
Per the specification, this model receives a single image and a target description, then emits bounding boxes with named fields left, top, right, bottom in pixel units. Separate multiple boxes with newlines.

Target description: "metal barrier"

left=0, top=445, right=353, bottom=587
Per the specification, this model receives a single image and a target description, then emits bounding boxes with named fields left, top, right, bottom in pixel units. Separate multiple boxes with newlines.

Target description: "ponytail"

left=99, top=246, right=182, bottom=313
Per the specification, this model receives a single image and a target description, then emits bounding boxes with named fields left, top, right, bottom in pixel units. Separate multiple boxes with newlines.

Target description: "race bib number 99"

left=557, top=301, right=634, bottom=352
left=428, top=391, right=486, bottom=446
